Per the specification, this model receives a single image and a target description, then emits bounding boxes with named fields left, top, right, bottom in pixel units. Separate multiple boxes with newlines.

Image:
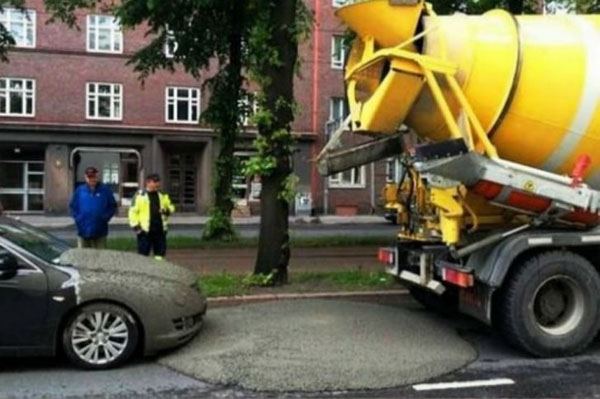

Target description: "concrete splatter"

left=159, top=299, right=476, bottom=392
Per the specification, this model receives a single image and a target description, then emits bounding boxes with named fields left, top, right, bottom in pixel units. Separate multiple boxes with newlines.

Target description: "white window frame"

left=0, top=8, right=36, bottom=48
left=329, top=97, right=347, bottom=123
left=165, top=86, right=201, bottom=124
left=329, top=166, right=366, bottom=189
left=386, top=158, right=403, bottom=183
left=240, top=93, right=259, bottom=126
left=87, top=15, right=123, bottom=54
left=86, top=82, right=123, bottom=121
left=0, top=160, right=44, bottom=212
left=0, top=77, right=35, bottom=117
left=332, top=0, right=347, bottom=7
left=331, top=35, right=346, bottom=70
left=232, top=151, right=254, bottom=201
left=164, top=28, right=178, bottom=58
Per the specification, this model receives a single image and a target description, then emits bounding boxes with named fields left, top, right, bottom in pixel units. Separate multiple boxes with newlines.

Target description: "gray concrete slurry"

left=159, top=299, right=477, bottom=392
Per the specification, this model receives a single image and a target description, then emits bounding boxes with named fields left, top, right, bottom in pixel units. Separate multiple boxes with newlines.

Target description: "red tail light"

left=442, top=267, right=474, bottom=288
left=377, top=248, right=395, bottom=265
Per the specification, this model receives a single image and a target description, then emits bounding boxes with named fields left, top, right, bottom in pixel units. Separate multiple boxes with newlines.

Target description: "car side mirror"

left=0, top=253, right=19, bottom=278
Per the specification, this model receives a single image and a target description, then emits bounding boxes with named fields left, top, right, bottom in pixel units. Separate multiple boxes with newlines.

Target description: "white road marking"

left=412, top=378, right=515, bottom=391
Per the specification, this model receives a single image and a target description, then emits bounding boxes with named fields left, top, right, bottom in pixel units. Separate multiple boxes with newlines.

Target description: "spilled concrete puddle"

left=158, top=299, right=476, bottom=392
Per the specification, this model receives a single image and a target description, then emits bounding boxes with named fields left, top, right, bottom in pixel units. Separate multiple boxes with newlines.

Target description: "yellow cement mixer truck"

left=318, top=0, right=600, bottom=357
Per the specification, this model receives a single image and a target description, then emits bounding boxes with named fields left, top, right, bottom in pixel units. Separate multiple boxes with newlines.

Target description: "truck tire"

left=410, top=286, right=458, bottom=315
left=499, top=251, right=600, bottom=357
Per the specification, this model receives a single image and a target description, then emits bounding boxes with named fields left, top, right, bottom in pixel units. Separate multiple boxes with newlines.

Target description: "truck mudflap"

left=458, top=284, right=495, bottom=325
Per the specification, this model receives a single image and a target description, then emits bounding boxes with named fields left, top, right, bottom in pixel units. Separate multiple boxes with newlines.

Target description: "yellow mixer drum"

left=337, top=0, right=600, bottom=188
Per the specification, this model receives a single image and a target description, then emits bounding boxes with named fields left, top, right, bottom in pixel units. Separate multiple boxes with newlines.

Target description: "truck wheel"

left=499, top=251, right=600, bottom=357
left=410, top=286, right=458, bottom=315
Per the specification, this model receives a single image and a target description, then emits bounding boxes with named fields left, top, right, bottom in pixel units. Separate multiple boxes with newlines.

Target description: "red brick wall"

left=0, top=0, right=207, bottom=130
left=1, top=0, right=390, bottom=214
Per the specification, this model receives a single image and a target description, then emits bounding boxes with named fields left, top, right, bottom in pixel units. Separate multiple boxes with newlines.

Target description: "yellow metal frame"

left=429, top=187, right=465, bottom=245
left=340, top=1, right=512, bottom=245
left=346, top=40, right=499, bottom=159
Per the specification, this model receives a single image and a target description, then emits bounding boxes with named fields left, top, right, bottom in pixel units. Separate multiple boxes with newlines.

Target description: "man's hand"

left=161, top=209, right=171, bottom=217
left=133, top=225, right=143, bottom=235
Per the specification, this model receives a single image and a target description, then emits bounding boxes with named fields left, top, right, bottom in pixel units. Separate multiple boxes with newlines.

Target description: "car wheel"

left=62, top=303, right=139, bottom=370
left=499, top=251, right=600, bottom=357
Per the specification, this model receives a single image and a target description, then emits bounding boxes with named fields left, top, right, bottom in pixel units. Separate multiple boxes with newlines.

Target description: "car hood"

left=59, top=249, right=198, bottom=285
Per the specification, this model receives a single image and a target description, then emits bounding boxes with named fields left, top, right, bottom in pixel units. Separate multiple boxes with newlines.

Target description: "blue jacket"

left=69, top=183, right=117, bottom=239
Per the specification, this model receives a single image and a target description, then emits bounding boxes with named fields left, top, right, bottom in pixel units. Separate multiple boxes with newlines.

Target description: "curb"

left=207, top=289, right=409, bottom=307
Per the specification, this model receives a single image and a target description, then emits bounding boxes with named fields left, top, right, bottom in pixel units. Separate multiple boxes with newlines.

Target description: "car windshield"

left=0, top=219, right=72, bottom=264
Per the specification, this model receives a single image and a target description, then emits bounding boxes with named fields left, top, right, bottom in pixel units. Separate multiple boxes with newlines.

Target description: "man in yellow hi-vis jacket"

left=129, top=174, right=175, bottom=259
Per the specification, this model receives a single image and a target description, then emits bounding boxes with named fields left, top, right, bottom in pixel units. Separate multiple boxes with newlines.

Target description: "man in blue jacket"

left=69, top=166, right=117, bottom=249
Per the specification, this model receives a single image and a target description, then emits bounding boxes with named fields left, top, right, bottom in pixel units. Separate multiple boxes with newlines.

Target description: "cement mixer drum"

left=338, top=0, right=600, bottom=188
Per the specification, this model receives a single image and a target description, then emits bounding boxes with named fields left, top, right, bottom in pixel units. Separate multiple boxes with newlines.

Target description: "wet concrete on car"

left=158, top=299, right=477, bottom=392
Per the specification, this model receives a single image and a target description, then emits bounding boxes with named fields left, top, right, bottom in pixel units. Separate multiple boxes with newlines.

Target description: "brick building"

left=0, top=0, right=394, bottom=216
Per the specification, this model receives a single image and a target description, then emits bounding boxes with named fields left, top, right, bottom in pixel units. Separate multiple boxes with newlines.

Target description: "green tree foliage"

left=244, top=0, right=311, bottom=283
left=2, top=0, right=311, bottom=281
left=19, top=0, right=252, bottom=241
left=429, top=0, right=600, bottom=13
left=555, top=0, right=600, bottom=12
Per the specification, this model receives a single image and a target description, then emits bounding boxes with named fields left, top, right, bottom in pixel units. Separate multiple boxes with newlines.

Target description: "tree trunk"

left=253, top=0, right=298, bottom=284
left=534, top=0, right=544, bottom=13
left=203, top=0, right=245, bottom=241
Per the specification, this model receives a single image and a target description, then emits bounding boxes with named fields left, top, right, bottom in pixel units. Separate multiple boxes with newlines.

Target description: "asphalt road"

left=47, top=223, right=400, bottom=241
left=3, top=296, right=600, bottom=399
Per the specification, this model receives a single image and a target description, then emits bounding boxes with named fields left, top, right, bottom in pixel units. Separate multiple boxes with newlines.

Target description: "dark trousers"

left=137, top=230, right=167, bottom=257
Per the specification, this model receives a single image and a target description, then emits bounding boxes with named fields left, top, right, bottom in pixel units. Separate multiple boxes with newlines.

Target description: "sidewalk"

left=15, top=214, right=385, bottom=229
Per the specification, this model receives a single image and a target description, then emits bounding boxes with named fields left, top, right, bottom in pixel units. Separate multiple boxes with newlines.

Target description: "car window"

left=0, top=222, right=71, bottom=264
left=0, top=245, right=33, bottom=270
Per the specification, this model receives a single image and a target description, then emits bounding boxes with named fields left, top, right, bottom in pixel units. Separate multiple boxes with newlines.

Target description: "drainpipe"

left=370, top=162, right=376, bottom=213
left=311, top=0, right=321, bottom=214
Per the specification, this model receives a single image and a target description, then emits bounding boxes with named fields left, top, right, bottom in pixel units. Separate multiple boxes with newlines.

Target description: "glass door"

left=167, top=153, right=197, bottom=212
left=0, top=161, right=44, bottom=212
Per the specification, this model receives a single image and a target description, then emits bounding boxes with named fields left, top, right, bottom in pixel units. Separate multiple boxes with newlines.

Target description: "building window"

left=87, top=15, right=123, bottom=53
left=0, top=161, right=44, bottom=212
left=240, top=93, right=259, bottom=126
left=166, top=87, right=200, bottom=123
left=331, top=35, right=347, bottom=70
left=0, top=8, right=36, bottom=48
left=232, top=153, right=251, bottom=200
left=329, top=166, right=366, bottom=189
left=330, top=97, right=348, bottom=123
left=164, top=28, right=178, bottom=58
left=0, top=78, right=35, bottom=117
left=86, top=82, right=123, bottom=120
left=102, top=161, right=120, bottom=184
left=332, top=0, right=347, bottom=7
left=386, top=158, right=403, bottom=183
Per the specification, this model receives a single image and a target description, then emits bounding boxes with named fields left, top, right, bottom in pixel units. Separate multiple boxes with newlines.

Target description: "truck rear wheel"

left=499, top=251, right=600, bottom=357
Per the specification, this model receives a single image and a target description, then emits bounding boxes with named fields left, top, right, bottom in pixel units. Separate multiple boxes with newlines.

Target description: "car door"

left=0, top=244, right=49, bottom=348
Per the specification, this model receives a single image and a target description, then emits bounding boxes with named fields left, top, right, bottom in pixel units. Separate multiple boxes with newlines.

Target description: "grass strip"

left=106, top=235, right=395, bottom=251
left=198, top=270, right=397, bottom=298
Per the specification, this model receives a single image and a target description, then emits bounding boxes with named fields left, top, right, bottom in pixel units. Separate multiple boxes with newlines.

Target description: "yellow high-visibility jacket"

left=128, top=190, right=175, bottom=232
